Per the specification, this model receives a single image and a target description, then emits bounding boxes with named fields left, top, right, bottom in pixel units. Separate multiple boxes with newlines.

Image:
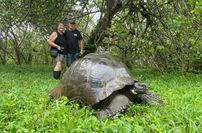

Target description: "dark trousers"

left=66, top=53, right=80, bottom=67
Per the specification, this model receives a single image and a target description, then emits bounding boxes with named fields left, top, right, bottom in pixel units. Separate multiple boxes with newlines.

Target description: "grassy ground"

left=0, top=64, right=201, bottom=133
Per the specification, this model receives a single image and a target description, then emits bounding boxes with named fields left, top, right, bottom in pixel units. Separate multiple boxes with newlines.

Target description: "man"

left=65, top=19, right=84, bottom=67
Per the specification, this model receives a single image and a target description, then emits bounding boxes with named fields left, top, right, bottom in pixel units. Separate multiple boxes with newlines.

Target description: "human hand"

left=80, top=50, right=84, bottom=55
left=57, top=46, right=61, bottom=51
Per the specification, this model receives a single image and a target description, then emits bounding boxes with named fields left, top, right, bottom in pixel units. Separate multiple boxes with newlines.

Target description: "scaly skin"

left=136, top=92, right=164, bottom=106
left=96, top=94, right=132, bottom=118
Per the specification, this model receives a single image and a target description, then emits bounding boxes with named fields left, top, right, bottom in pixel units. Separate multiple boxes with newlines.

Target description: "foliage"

left=0, top=0, right=201, bottom=72
left=0, top=65, right=201, bottom=132
left=104, top=0, right=202, bottom=71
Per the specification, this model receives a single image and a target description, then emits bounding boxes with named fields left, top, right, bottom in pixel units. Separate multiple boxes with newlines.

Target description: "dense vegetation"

left=0, top=65, right=201, bottom=132
left=0, top=0, right=201, bottom=72
left=0, top=0, right=201, bottom=132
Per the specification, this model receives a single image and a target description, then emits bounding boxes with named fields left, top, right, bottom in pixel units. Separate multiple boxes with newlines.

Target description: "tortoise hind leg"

left=96, top=94, right=132, bottom=118
left=49, top=86, right=64, bottom=99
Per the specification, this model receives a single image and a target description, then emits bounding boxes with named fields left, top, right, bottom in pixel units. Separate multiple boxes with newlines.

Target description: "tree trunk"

left=27, top=40, right=33, bottom=64
left=43, top=42, right=49, bottom=64
left=10, top=29, right=21, bottom=64
left=87, top=0, right=125, bottom=52
left=14, top=43, right=21, bottom=65
left=0, top=38, right=6, bottom=64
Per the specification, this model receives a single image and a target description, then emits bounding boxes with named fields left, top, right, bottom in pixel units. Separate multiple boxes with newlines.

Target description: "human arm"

left=79, top=39, right=84, bottom=55
left=47, top=32, right=61, bottom=50
left=77, top=30, right=84, bottom=55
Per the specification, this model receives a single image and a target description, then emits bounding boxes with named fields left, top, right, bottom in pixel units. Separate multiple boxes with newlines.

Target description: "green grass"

left=0, top=65, right=201, bottom=133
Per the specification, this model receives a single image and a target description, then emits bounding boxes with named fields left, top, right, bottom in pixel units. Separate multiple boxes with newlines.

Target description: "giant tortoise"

left=49, top=52, right=162, bottom=118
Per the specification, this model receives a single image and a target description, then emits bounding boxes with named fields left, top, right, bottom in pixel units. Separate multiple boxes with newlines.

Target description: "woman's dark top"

left=51, top=31, right=67, bottom=54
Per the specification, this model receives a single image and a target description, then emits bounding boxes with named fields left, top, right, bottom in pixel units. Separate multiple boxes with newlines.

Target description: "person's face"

left=57, top=23, right=65, bottom=32
left=68, top=22, right=76, bottom=30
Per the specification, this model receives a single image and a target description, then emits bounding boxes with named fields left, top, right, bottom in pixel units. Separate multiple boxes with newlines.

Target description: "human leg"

left=66, top=53, right=80, bottom=67
left=53, top=54, right=65, bottom=79
left=67, top=53, right=72, bottom=67
left=53, top=61, right=62, bottom=79
left=73, top=53, right=80, bottom=61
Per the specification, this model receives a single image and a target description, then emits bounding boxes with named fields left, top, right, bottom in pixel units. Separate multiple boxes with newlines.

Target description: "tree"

left=0, top=0, right=201, bottom=72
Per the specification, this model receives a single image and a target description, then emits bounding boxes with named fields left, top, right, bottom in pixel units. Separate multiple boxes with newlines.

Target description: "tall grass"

left=0, top=65, right=201, bottom=132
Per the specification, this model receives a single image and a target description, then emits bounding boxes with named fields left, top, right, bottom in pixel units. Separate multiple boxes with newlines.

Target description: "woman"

left=47, top=23, right=67, bottom=79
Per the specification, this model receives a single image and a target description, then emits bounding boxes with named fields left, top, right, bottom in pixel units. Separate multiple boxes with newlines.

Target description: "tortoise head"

left=130, top=82, right=148, bottom=95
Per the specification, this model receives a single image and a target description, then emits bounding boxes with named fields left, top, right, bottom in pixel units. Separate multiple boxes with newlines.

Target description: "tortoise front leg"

left=96, top=94, right=132, bottom=118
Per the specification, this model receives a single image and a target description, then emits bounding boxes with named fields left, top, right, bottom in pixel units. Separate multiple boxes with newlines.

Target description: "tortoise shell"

left=60, top=53, right=136, bottom=105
